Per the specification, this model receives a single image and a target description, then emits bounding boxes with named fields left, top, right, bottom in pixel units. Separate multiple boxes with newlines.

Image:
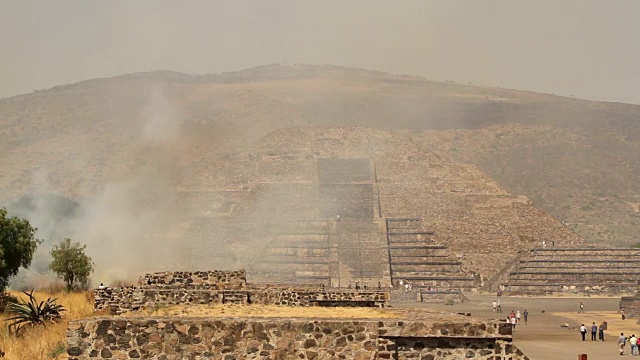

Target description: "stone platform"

left=503, top=248, right=640, bottom=295
left=94, top=270, right=389, bottom=315
left=67, top=308, right=529, bottom=360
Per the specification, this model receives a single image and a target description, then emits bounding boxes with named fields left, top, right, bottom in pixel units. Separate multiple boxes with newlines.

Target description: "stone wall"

left=67, top=316, right=529, bottom=360
left=249, top=289, right=388, bottom=307
left=620, top=296, right=640, bottom=321
left=381, top=337, right=529, bottom=360
left=620, top=281, right=640, bottom=322
left=138, top=270, right=246, bottom=290
left=95, top=288, right=389, bottom=314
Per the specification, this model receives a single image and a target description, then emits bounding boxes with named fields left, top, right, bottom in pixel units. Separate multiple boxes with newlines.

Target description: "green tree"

left=48, top=238, right=94, bottom=291
left=0, top=208, right=41, bottom=292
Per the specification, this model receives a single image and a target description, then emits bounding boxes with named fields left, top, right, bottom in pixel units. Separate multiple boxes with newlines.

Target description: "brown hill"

left=0, top=64, right=637, bottom=252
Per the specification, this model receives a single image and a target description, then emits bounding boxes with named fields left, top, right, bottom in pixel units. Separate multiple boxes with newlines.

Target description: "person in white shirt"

left=580, top=324, right=587, bottom=341
left=630, top=334, right=638, bottom=356
left=492, top=301, right=497, bottom=312
left=516, top=310, right=521, bottom=322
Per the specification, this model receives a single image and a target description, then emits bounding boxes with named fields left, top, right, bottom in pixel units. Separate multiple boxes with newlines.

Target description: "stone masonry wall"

left=67, top=317, right=529, bottom=360
left=620, top=296, right=640, bottom=321
left=382, top=337, right=529, bottom=360
left=138, top=270, right=246, bottom=290
left=248, top=290, right=388, bottom=307
left=95, top=288, right=389, bottom=314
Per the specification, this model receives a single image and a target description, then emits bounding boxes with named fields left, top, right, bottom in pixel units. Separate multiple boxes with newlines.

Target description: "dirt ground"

left=395, top=293, right=640, bottom=360
left=121, top=303, right=401, bottom=319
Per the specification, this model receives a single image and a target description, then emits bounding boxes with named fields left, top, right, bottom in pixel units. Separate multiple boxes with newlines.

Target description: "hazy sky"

left=1, top=0, right=639, bottom=104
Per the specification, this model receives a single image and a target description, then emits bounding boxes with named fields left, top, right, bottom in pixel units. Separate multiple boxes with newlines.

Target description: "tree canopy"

left=49, top=238, right=94, bottom=291
left=0, top=208, right=41, bottom=292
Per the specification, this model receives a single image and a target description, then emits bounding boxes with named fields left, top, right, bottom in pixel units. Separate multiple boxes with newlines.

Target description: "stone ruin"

left=620, top=281, right=640, bottom=323
left=501, top=248, right=640, bottom=296
left=94, top=270, right=388, bottom=315
left=70, top=269, right=531, bottom=359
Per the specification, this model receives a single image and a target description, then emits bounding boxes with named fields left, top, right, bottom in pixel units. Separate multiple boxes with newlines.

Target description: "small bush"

left=6, top=290, right=66, bottom=335
left=49, top=341, right=66, bottom=358
left=0, top=292, right=18, bottom=312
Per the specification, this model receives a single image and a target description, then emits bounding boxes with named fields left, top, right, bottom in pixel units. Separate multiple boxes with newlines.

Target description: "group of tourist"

left=492, top=300, right=502, bottom=313
left=505, top=309, right=528, bottom=331
left=577, top=302, right=638, bottom=356
left=579, top=322, right=606, bottom=341
left=616, top=333, right=639, bottom=356
left=491, top=301, right=528, bottom=330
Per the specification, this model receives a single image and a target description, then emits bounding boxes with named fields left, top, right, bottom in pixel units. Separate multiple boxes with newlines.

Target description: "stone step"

left=390, top=261, right=461, bottom=265
left=397, top=275, right=475, bottom=282
left=505, top=282, right=639, bottom=287
left=505, top=278, right=639, bottom=286
left=529, top=248, right=640, bottom=256
left=517, top=265, right=640, bottom=271
left=391, top=264, right=463, bottom=276
left=388, top=231, right=434, bottom=235
left=510, top=270, right=640, bottom=276
left=389, top=255, right=450, bottom=259
left=521, top=259, right=640, bottom=263
left=504, top=284, right=637, bottom=293
left=389, top=245, right=447, bottom=249
left=260, top=258, right=331, bottom=264
left=392, top=269, right=468, bottom=279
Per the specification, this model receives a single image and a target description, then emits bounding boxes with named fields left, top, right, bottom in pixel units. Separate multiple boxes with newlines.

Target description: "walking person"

left=492, top=300, right=497, bottom=313
left=516, top=310, right=521, bottom=323
left=598, top=323, right=605, bottom=341
left=579, top=302, right=585, bottom=313
left=618, top=333, right=627, bottom=355
left=497, top=300, right=502, bottom=313
left=591, top=322, right=597, bottom=341
left=580, top=324, right=587, bottom=341
left=510, top=316, right=516, bottom=331
left=630, top=334, right=638, bottom=356
left=523, top=309, right=528, bottom=325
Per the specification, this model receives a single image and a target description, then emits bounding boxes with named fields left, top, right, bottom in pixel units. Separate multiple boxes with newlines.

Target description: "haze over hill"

left=3, top=1, right=640, bottom=105
left=0, top=65, right=638, bottom=284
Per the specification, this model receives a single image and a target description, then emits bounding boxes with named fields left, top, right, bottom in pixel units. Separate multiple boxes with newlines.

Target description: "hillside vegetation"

left=0, top=64, right=638, bottom=246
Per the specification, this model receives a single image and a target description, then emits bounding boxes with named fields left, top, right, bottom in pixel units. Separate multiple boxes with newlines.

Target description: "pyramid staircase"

left=251, top=220, right=333, bottom=284
left=334, top=219, right=389, bottom=287
left=386, top=218, right=475, bottom=290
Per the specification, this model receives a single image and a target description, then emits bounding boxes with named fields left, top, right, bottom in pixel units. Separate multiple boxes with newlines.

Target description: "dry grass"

left=126, top=303, right=401, bottom=319
left=0, top=291, right=93, bottom=360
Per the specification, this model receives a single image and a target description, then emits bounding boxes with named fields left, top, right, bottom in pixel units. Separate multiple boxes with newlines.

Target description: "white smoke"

left=10, top=83, right=190, bottom=289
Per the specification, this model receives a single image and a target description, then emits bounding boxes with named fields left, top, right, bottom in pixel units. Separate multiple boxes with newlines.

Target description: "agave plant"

left=6, top=290, right=65, bottom=335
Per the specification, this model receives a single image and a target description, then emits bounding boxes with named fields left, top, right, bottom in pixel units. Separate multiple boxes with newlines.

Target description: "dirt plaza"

left=399, top=293, right=637, bottom=359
